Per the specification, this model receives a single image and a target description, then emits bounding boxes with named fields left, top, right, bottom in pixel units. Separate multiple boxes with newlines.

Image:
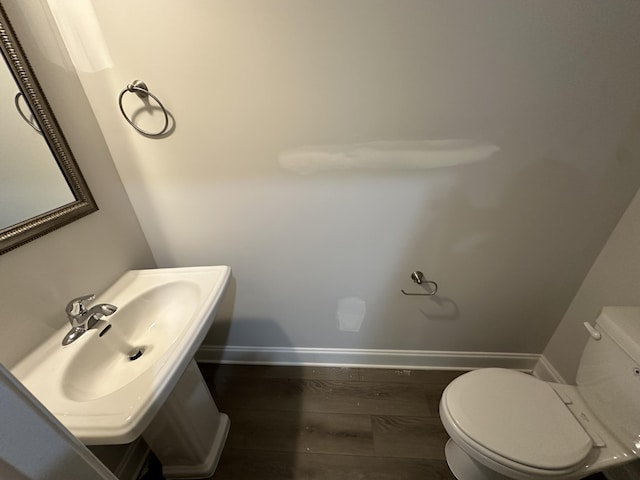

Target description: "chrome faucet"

left=62, top=294, right=117, bottom=346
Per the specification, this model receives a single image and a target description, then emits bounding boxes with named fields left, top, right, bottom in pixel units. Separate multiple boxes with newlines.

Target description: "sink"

left=62, top=280, right=204, bottom=402
left=12, top=266, right=231, bottom=478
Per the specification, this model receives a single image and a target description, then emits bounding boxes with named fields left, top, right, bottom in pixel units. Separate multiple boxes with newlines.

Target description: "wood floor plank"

left=212, top=376, right=305, bottom=411
left=211, top=449, right=456, bottom=480
left=213, top=377, right=433, bottom=416
left=372, top=415, right=449, bottom=460
left=225, top=409, right=375, bottom=456
left=200, top=363, right=361, bottom=382
left=200, top=364, right=468, bottom=384
left=355, top=368, right=467, bottom=385
left=197, top=364, right=464, bottom=480
left=425, top=384, right=448, bottom=417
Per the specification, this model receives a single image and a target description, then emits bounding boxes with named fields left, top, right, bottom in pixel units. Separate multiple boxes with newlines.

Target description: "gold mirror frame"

left=0, top=5, right=98, bottom=255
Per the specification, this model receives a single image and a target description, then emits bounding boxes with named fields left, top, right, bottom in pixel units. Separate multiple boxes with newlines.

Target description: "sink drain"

left=128, top=348, right=144, bottom=361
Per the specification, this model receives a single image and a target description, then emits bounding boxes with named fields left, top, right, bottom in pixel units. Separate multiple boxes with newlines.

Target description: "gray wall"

left=0, top=1, right=155, bottom=475
left=543, top=186, right=640, bottom=383
left=0, top=1, right=154, bottom=368
left=74, top=0, right=640, bottom=356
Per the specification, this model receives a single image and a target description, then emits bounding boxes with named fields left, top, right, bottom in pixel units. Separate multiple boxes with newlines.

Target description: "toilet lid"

left=443, top=368, right=592, bottom=471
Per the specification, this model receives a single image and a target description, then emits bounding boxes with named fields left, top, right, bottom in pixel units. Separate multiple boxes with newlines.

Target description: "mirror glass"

left=0, top=5, right=98, bottom=254
left=0, top=62, right=75, bottom=228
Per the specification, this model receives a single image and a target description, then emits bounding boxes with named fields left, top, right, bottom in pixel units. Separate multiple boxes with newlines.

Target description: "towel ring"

left=118, top=80, right=169, bottom=137
left=14, top=92, right=42, bottom=134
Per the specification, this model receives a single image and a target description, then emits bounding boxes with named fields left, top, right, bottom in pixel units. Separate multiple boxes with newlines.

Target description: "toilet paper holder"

left=401, top=271, right=439, bottom=296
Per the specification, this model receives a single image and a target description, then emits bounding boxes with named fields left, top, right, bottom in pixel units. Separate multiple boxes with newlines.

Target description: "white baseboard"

left=532, top=354, right=567, bottom=383
left=196, top=345, right=540, bottom=372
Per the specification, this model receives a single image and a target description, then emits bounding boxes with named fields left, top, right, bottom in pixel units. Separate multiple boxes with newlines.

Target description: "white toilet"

left=439, top=307, right=640, bottom=480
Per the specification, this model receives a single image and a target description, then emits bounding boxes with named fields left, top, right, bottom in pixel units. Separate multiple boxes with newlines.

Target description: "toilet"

left=439, top=307, right=640, bottom=480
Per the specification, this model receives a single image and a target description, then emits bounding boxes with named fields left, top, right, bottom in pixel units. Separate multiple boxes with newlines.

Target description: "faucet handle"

left=65, top=294, right=95, bottom=317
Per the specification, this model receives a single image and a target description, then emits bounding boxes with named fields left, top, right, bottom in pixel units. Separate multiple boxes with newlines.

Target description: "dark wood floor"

left=139, top=364, right=609, bottom=480
left=198, top=364, right=464, bottom=480
left=136, top=364, right=606, bottom=480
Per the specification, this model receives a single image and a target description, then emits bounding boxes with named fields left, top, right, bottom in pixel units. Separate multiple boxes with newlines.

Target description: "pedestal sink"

left=12, top=266, right=232, bottom=479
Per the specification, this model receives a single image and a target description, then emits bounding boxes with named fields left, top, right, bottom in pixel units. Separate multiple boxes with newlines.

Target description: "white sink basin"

left=13, top=266, right=231, bottom=445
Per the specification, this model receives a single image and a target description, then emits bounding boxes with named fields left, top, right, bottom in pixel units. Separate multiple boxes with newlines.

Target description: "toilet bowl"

left=439, top=307, right=640, bottom=480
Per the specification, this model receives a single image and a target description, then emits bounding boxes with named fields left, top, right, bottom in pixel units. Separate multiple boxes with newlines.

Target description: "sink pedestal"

left=143, top=360, right=229, bottom=479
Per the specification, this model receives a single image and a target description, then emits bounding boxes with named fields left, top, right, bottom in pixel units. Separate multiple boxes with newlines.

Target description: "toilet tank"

left=576, top=307, right=640, bottom=455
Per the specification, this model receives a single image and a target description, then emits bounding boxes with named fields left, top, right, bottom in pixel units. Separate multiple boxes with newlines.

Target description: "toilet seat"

left=440, top=369, right=593, bottom=476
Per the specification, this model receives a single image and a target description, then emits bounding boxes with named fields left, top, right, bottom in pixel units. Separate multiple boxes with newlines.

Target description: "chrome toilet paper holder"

left=401, top=271, right=438, bottom=296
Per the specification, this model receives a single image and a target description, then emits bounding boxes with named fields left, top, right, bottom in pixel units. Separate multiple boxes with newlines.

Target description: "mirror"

left=0, top=5, right=97, bottom=255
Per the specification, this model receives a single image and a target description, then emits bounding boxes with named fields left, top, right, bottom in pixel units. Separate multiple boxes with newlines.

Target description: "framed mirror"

left=0, top=5, right=97, bottom=255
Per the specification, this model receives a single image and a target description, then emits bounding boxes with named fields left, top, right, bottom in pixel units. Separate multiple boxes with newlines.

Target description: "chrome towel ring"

left=118, top=80, right=169, bottom=137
